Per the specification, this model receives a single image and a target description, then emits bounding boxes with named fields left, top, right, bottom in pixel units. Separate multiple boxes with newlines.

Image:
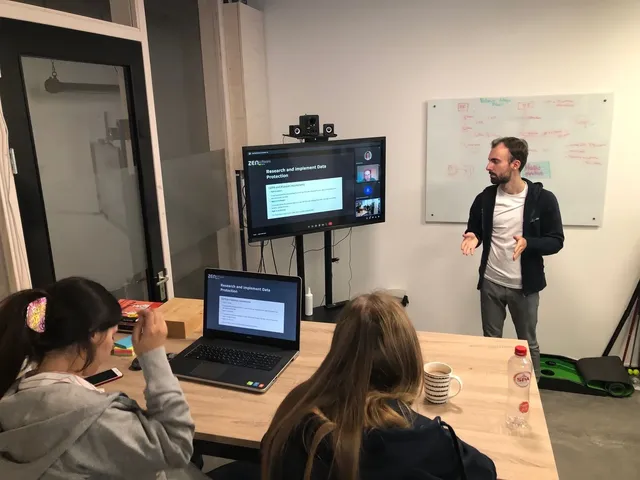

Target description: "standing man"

left=461, top=137, right=564, bottom=379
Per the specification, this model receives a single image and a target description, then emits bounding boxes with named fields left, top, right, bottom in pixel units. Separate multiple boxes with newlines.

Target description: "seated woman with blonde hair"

left=261, top=292, right=497, bottom=480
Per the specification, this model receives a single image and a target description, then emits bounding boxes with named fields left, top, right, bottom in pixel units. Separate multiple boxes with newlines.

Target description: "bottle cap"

left=515, top=345, right=527, bottom=357
left=307, top=287, right=311, bottom=295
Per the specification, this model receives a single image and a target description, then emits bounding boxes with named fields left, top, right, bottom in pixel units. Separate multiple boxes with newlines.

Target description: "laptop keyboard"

left=186, top=344, right=281, bottom=371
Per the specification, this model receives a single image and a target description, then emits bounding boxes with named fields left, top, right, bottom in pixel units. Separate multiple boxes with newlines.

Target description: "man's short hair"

left=491, top=137, right=528, bottom=171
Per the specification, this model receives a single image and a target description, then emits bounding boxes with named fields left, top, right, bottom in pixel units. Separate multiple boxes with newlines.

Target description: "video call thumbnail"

left=356, top=164, right=380, bottom=183
left=356, top=198, right=381, bottom=217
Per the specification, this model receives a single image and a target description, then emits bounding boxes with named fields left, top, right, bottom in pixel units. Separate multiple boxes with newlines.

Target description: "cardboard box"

left=158, top=298, right=204, bottom=339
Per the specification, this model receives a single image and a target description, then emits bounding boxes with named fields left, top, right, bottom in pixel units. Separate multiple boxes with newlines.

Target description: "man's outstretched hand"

left=461, top=232, right=479, bottom=256
left=513, top=235, right=527, bottom=260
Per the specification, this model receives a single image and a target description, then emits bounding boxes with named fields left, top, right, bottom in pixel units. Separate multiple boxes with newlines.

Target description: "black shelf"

left=282, top=133, right=337, bottom=142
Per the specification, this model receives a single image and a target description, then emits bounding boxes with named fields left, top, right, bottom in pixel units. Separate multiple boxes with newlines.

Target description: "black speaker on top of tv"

left=299, top=114, right=320, bottom=135
left=289, top=125, right=302, bottom=137
left=323, top=123, right=335, bottom=136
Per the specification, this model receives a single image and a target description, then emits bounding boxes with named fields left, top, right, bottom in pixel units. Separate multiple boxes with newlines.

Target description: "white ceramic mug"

left=423, top=362, right=463, bottom=404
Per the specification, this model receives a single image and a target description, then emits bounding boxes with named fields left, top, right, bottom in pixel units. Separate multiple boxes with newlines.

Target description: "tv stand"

left=293, top=229, right=346, bottom=322
left=295, top=234, right=305, bottom=294
left=323, top=230, right=347, bottom=310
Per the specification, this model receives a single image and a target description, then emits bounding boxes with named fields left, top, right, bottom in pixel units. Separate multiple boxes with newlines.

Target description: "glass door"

left=0, top=19, right=167, bottom=301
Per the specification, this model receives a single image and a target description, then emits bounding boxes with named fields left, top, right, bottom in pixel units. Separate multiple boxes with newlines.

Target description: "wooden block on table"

left=158, top=298, right=204, bottom=339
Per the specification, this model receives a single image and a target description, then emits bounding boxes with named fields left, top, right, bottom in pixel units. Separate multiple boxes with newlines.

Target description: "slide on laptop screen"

left=205, top=272, right=299, bottom=342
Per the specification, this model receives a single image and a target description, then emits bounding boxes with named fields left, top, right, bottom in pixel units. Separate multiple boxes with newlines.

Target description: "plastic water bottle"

left=506, top=345, right=532, bottom=429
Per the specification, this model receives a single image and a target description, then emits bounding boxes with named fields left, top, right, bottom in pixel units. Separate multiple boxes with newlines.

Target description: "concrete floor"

left=541, top=389, right=640, bottom=479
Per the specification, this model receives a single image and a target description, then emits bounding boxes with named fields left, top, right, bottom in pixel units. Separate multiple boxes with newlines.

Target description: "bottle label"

left=513, top=371, right=531, bottom=388
left=519, top=401, right=530, bottom=413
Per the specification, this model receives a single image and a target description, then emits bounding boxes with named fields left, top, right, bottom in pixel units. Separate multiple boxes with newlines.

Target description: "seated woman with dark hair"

left=0, top=277, right=209, bottom=479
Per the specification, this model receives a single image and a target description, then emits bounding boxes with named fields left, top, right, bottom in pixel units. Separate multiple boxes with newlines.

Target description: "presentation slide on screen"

left=246, top=152, right=354, bottom=229
left=218, top=296, right=285, bottom=334
left=266, top=177, right=343, bottom=220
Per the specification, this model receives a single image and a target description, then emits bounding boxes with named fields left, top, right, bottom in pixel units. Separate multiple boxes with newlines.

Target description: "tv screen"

left=243, top=137, right=386, bottom=242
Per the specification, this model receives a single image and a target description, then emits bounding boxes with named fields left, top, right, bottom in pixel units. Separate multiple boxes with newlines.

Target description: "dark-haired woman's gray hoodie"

left=0, top=347, right=208, bottom=480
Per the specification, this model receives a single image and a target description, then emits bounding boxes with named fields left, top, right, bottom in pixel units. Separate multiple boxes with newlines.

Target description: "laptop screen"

left=205, top=271, right=299, bottom=342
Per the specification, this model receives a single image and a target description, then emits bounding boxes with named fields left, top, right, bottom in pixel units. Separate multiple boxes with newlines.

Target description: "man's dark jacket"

left=465, top=179, right=564, bottom=296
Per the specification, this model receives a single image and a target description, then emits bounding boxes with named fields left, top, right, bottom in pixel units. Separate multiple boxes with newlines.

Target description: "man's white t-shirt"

left=484, top=184, right=528, bottom=289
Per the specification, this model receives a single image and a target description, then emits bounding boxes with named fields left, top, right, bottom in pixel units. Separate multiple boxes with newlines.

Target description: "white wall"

left=261, top=0, right=640, bottom=360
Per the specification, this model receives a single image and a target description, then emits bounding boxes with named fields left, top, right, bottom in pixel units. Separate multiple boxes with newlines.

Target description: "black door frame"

left=0, top=18, right=167, bottom=300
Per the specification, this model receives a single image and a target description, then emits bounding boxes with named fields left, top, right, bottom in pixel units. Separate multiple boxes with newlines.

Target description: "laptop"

left=170, top=268, right=301, bottom=393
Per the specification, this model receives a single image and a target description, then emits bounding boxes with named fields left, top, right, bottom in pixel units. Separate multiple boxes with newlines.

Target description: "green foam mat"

left=539, top=354, right=634, bottom=398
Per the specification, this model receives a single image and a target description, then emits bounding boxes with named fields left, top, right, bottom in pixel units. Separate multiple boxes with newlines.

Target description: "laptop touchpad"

left=190, top=363, right=228, bottom=380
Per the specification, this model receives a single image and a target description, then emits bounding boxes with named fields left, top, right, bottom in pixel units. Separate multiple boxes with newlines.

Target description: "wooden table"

left=106, top=299, right=558, bottom=480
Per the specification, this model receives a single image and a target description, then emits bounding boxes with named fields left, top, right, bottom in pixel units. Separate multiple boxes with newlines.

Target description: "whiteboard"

left=425, top=93, right=613, bottom=226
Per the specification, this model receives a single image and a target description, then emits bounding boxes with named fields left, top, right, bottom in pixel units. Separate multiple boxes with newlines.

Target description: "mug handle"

left=448, top=374, right=463, bottom=399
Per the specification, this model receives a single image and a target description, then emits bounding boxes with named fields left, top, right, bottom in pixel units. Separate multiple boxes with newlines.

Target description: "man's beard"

left=489, top=171, right=511, bottom=185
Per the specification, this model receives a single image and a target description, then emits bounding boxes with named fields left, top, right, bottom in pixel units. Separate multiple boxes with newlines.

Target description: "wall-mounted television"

left=242, top=137, right=386, bottom=242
